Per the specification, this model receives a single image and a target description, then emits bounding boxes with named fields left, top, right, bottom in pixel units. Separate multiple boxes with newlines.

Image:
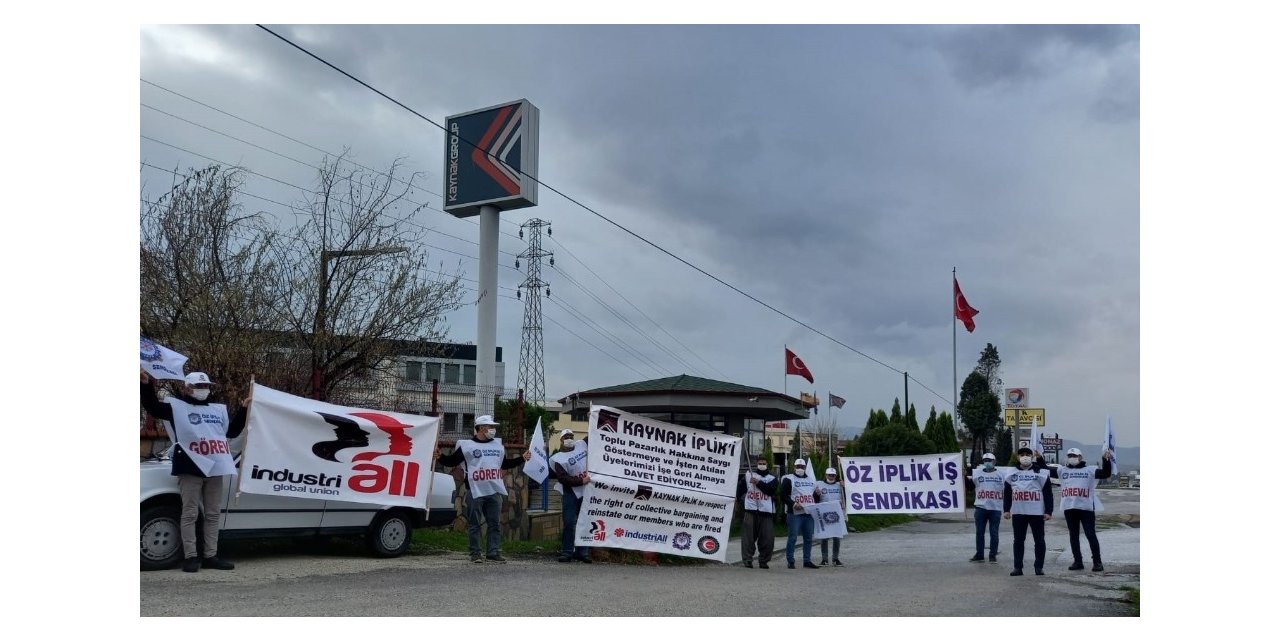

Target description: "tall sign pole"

left=444, top=99, right=540, bottom=419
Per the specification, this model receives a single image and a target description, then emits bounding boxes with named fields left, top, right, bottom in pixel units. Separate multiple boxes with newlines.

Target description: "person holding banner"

left=1051, top=447, right=1112, bottom=572
left=140, top=370, right=246, bottom=573
left=815, top=468, right=845, bottom=566
left=435, top=415, right=531, bottom=564
left=736, top=455, right=778, bottom=569
left=1003, top=447, right=1054, bottom=576
left=779, top=460, right=820, bottom=569
left=968, top=452, right=1004, bottom=563
left=549, top=429, right=592, bottom=563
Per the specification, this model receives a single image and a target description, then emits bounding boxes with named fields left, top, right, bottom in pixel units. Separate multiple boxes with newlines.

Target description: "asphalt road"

left=140, top=488, right=1139, bottom=616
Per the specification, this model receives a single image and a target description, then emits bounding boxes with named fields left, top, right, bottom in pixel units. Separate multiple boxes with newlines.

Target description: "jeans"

left=785, top=512, right=814, bottom=565
left=974, top=507, right=1000, bottom=557
left=560, top=490, right=589, bottom=559
left=1011, top=514, right=1047, bottom=571
left=741, top=510, right=775, bottom=563
left=1064, top=508, right=1102, bottom=564
left=466, top=492, right=504, bottom=558
left=820, top=537, right=840, bottom=562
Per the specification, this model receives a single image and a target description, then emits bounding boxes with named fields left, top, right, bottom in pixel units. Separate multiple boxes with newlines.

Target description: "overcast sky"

left=139, top=24, right=1140, bottom=448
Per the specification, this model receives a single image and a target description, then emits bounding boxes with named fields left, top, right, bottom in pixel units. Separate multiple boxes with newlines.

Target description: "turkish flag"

left=785, top=348, right=814, bottom=384
left=954, top=277, right=979, bottom=333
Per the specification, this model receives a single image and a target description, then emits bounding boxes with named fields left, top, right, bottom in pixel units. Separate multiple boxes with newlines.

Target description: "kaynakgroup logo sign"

left=443, top=99, right=540, bottom=217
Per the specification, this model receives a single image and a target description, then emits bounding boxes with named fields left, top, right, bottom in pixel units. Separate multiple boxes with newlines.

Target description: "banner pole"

left=233, top=377, right=256, bottom=504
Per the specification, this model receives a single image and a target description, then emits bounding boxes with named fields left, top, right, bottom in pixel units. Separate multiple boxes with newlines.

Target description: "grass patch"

left=848, top=514, right=916, bottom=532
left=1121, top=586, right=1140, bottom=616
left=410, top=528, right=557, bottom=557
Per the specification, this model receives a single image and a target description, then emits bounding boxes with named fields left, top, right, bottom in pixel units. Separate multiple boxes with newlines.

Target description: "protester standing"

left=140, top=370, right=246, bottom=572
left=736, top=455, right=778, bottom=569
left=779, top=459, right=820, bottom=569
left=814, top=468, right=846, bottom=566
left=1003, top=447, right=1053, bottom=576
left=969, top=452, right=1005, bottom=563
left=549, top=429, right=592, bottom=563
left=435, top=415, right=531, bottom=563
left=1052, top=447, right=1113, bottom=572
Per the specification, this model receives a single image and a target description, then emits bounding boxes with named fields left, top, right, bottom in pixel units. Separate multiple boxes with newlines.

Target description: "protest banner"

left=806, top=500, right=846, bottom=540
left=575, top=405, right=741, bottom=561
left=838, top=453, right=965, bottom=514
left=140, top=335, right=188, bottom=380
left=239, top=383, right=440, bottom=509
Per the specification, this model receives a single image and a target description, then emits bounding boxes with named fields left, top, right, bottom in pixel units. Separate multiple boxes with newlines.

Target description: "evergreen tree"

left=936, top=411, right=961, bottom=453
left=889, top=399, right=904, bottom=426
left=906, top=404, right=920, bottom=432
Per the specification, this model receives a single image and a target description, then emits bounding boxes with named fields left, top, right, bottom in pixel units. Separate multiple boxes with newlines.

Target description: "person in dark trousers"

left=549, top=429, right=592, bottom=563
left=1048, top=447, right=1113, bottom=572
left=434, top=415, right=531, bottom=563
left=140, top=369, right=247, bottom=573
left=1003, top=447, right=1054, bottom=576
left=968, top=452, right=1005, bottom=563
left=779, top=459, right=820, bottom=569
left=736, top=455, right=778, bottom=569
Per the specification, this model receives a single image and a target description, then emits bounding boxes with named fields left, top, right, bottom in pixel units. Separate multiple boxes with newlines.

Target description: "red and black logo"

left=311, top=411, right=420, bottom=497
left=589, top=519, right=607, bottom=542
left=596, top=409, right=620, bottom=432
left=634, top=485, right=653, bottom=500
left=696, top=536, right=720, bottom=555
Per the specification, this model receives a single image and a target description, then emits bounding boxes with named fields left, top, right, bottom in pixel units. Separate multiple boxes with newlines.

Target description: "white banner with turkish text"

left=586, top=405, right=741, bottom=498
left=574, top=474, right=735, bottom=561
left=839, top=453, right=966, bottom=514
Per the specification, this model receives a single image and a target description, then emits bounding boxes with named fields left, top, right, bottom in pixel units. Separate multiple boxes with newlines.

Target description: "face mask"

left=983, top=462, right=995, bottom=471
left=190, top=388, right=210, bottom=401
left=756, top=464, right=768, bottom=472
left=562, top=440, right=576, bottom=451
left=794, top=468, right=806, bottom=476
left=1019, top=456, right=1033, bottom=466
left=826, top=476, right=837, bottom=483
left=1068, top=456, right=1081, bottom=465
left=477, top=429, right=490, bottom=440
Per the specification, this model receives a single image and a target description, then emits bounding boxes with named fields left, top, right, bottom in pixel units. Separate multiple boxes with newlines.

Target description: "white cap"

left=1066, top=447, right=1083, bottom=456
left=474, top=415, right=499, bottom=426
left=825, top=468, right=837, bottom=476
left=558, top=429, right=575, bottom=439
left=184, top=372, right=213, bottom=386
left=982, top=452, right=996, bottom=461
left=794, top=460, right=806, bottom=468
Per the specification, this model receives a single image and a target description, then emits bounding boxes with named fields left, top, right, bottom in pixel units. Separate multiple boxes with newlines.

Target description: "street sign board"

left=1005, top=387, right=1029, bottom=408
left=1004, top=408, right=1045, bottom=427
left=1040, top=437, right=1062, bottom=452
left=443, top=99, right=540, bottom=217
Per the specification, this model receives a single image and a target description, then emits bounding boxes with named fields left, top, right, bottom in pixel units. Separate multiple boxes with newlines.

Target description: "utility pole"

left=516, top=219, right=552, bottom=407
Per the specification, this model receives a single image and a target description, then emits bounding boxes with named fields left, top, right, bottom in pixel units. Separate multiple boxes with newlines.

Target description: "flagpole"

left=783, top=343, right=787, bottom=397
left=952, top=267, right=957, bottom=452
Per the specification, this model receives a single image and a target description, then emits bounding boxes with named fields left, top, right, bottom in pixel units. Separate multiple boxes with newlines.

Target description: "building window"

left=406, top=361, right=422, bottom=381
left=463, top=364, right=476, bottom=385
left=463, top=413, right=475, bottom=431
left=444, top=363, right=460, bottom=384
left=424, top=362, right=442, bottom=382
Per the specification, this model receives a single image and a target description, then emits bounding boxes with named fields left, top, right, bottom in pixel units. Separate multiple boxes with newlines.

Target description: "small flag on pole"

left=828, top=393, right=846, bottom=409
left=522, top=417, right=549, bottom=484
left=1030, top=416, right=1043, bottom=456
left=1103, top=416, right=1118, bottom=472
left=140, top=335, right=188, bottom=381
left=785, top=348, right=815, bottom=384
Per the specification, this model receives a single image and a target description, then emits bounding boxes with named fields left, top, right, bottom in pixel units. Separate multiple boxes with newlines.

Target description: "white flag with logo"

left=523, top=417, right=550, bottom=484
left=1029, top=416, right=1043, bottom=456
left=1103, top=416, right=1119, bottom=472
left=140, top=335, right=188, bottom=381
left=240, top=383, right=440, bottom=508
left=806, top=500, right=846, bottom=540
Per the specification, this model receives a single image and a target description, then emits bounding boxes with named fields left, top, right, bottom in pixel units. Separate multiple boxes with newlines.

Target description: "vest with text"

left=1006, top=468, right=1051, bottom=516
left=742, top=471, right=776, bottom=513
left=456, top=438, right=508, bottom=497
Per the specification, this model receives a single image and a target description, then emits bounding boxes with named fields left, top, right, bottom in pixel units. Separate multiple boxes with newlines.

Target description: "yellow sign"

left=1004, top=408, right=1046, bottom=427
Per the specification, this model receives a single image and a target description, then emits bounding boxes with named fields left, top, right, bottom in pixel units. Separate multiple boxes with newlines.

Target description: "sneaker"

left=1092, top=563, right=1104, bottom=572
left=1009, top=569, right=1023, bottom=576
left=988, top=554, right=998, bottom=563
left=787, top=562, right=795, bottom=569
left=833, top=559, right=843, bottom=567
left=486, top=555, right=508, bottom=563
left=182, top=557, right=200, bottom=573
left=1034, top=569, right=1045, bottom=576
left=1068, top=561, right=1085, bottom=571
left=969, top=553, right=985, bottom=562
left=820, top=559, right=829, bottom=566
left=471, top=555, right=484, bottom=564
left=201, top=556, right=234, bottom=570
left=759, top=562, right=769, bottom=569
left=743, top=559, right=754, bottom=568
left=558, top=555, right=572, bottom=563
left=803, top=561, right=821, bottom=569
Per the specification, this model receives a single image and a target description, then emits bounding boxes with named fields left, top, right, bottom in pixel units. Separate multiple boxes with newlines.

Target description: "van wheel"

left=141, top=505, right=183, bottom=570
left=367, top=511, right=413, bottom=557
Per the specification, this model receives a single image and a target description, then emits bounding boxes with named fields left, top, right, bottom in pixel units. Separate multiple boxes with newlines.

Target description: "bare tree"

left=274, top=151, right=466, bottom=400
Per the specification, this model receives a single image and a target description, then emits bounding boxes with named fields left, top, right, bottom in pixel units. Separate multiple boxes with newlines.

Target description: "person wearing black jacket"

left=140, top=370, right=247, bottom=573
left=1047, top=447, right=1113, bottom=572
left=1003, top=447, right=1054, bottom=576
left=736, top=455, right=778, bottom=569
left=434, top=415, right=531, bottom=563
